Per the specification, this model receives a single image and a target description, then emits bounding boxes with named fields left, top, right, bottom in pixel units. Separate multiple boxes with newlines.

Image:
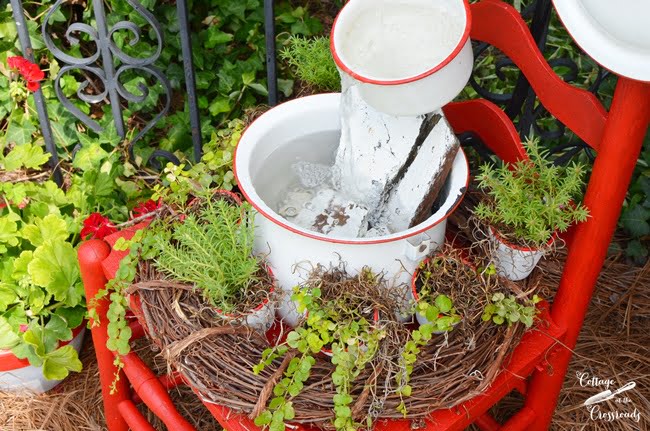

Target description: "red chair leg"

left=118, top=400, right=158, bottom=431
left=79, top=240, right=130, bottom=431
left=121, top=352, right=196, bottom=431
left=524, top=77, right=650, bottom=429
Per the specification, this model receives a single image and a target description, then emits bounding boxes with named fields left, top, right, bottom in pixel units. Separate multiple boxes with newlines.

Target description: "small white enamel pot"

left=331, top=0, right=473, bottom=116
left=216, top=266, right=276, bottom=334
left=0, top=326, right=85, bottom=393
left=488, top=227, right=552, bottom=281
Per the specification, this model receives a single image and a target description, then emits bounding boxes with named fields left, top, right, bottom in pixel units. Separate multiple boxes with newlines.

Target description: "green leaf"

left=254, top=410, right=272, bottom=426
left=28, top=241, right=82, bottom=307
left=247, top=82, right=269, bottom=96
left=27, top=315, right=73, bottom=355
left=21, top=214, right=69, bottom=247
left=621, top=205, right=650, bottom=237
left=73, top=142, right=109, bottom=171
left=0, top=217, right=20, bottom=249
left=55, top=306, right=86, bottom=329
left=12, top=251, right=33, bottom=283
left=626, top=239, right=648, bottom=259
left=0, top=317, right=21, bottom=349
left=0, top=283, right=18, bottom=312
left=42, top=345, right=83, bottom=380
left=283, top=402, right=295, bottom=420
left=435, top=295, right=453, bottom=313
left=209, top=97, right=231, bottom=116
left=206, top=28, right=234, bottom=48
left=5, top=120, right=36, bottom=148
left=2, top=143, right=50, bottom=171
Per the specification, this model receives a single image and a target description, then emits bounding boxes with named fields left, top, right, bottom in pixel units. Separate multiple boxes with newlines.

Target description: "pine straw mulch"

left=1, top=247, right=648, bottom=430
left=131, top=257, right=525, bottom=427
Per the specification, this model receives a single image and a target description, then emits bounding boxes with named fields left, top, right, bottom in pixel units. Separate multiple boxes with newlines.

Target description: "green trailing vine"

left=395, top=294, right=461, bottom=415
left=253, top=269, right=387, bottom=431
left=481, top=293, right=541, bottom=328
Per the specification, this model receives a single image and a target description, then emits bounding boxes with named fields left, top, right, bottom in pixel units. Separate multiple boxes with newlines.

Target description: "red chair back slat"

left=470, top=0, right=608, bottom=150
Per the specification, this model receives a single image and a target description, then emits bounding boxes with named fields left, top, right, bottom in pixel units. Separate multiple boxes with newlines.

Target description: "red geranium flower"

left=132, top=199, right=161, bottom=220
left=80, top=213, right=117, bottom=240
left=7, top=55, right=45, bottom=92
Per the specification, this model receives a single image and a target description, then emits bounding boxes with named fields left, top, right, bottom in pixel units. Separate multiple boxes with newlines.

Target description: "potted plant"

left=397, top=251, right=488, bottom=412
left=410, top=255, right=473, bottom=331
left=253, top=267, right=389, bottom=431
left=152, top=197, right=275, bottom=331
left=103, top=189, right=275, bottom=380
left=0, top=182, right=87, bottom=392
left=474, top=138, right=590, bottom=280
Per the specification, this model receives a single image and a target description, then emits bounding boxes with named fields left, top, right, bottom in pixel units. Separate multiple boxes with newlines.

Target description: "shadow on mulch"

left=1, top=251, right=648, bottom=431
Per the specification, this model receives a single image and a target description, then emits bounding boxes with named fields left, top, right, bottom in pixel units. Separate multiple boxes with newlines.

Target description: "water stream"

left=254, top=1, right=462, bottom=239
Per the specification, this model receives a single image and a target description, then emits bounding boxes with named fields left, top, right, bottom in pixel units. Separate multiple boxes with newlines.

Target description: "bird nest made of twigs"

left=129, top=255, right=529, bottom=429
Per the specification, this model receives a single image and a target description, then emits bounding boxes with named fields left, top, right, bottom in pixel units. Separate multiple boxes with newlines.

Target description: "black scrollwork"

left=469, top=0, right=612, bottom=165
left=42, top=0, right=171, bottom=167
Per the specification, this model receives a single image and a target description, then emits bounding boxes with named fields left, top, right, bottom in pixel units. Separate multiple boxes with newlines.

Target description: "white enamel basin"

left=553, top=0, right=650, bottom=82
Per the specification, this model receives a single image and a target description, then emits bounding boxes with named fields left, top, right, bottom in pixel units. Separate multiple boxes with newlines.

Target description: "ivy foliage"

left=1, top=0, right=323, bottom=164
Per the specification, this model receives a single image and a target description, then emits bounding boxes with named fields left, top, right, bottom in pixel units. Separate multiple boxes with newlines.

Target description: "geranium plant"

left=0, top=175, right=86, bottom=380
left=7, top=56, right=45, bottom=92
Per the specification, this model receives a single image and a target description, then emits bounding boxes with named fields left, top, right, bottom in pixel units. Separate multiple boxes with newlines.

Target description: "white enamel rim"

left=552, top=0, right=650, bottom=82
left=233, top=93, right=470, bottom=245
left=330, top=0, right=472, bottom=84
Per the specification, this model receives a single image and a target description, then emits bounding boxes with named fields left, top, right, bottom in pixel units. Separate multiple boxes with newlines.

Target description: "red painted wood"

left=500, top=406, right=536, bottom=430
left=469, top=0, right=608, bottom=150
left=475, top=413, right=501, bottom=431
left=132, top=372, right=186, bottom=405
left=444, top=99, right=528, bottom=164
left=524, top=78, right=650, bottom=430
left=117, top=400, right=157, bottom=431
left=78, top=240, right=130, bottom=431
left=121, top=352, right=196, bottom=431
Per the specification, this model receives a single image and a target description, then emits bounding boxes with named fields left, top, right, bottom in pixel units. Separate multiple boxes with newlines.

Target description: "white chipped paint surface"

left=274, top=78, right=458, bottom=238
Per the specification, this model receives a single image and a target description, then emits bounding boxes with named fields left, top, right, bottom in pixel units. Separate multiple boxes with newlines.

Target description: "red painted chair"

left=78, top=1, right=650, bottom=430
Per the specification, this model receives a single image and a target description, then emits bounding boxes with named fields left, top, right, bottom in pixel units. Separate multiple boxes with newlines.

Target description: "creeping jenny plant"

left=254, top=269, right=386, bottom=431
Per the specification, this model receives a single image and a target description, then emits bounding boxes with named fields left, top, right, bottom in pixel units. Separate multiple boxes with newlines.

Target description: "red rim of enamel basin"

left=330, top=0, right=472, bottom=85
left=233, top=99, right=470, bottom=247
left=489, top=225, right=555, bottom=252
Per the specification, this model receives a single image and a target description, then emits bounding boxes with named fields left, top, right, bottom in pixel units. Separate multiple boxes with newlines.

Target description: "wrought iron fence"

left=9, top=0, right=607, bottom=188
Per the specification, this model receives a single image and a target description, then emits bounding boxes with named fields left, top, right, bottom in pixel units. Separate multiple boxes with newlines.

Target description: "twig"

left=249, top=350, right=298, bottom=420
